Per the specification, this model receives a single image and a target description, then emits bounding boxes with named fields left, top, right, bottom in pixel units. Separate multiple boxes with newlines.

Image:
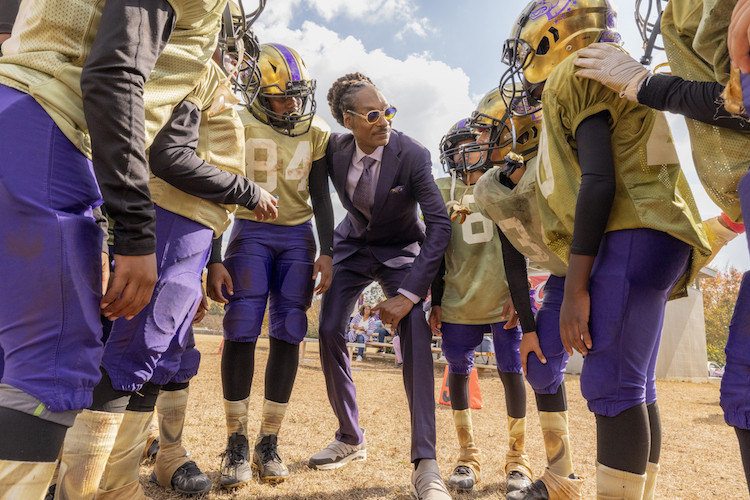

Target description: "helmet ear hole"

left=517, top=131, right=530, bottom=145
left=536, top=37, right=550, bottom=55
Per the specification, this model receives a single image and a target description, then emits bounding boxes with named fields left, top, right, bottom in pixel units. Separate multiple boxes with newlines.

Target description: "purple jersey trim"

left=271, top=43, right=301, bottom=82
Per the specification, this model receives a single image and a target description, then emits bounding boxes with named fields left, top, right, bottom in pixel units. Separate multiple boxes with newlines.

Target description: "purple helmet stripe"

left=457, top=118, right=468, bottom=128
left=270, top=43, right=301, bottom=81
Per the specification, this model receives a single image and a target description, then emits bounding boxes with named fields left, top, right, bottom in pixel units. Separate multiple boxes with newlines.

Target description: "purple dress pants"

left=318, top=247, right=436, bottom=462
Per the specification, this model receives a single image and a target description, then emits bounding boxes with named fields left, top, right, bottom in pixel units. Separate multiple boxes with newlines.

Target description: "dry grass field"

left=139, top=333, right=748, bottom=499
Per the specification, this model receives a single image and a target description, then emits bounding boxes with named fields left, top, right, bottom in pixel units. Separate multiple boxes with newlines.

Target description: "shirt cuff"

left=397, top=288, right=420, bottom=304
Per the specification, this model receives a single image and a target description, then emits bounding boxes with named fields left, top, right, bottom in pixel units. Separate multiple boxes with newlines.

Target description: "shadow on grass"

left=693, top=413, right=727, bottom=425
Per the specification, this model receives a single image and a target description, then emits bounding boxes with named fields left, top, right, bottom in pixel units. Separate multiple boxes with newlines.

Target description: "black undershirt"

left=429, top=258, right=446, bottom=307
left=499, top=229, right=536, bottom=334
left=0, top=0, right=20, bottom=38
left=571, top=111, right=617, bottom=257
left=149, top=100, right=261, bottom=209
left=639, top=73, right=748, bottom=131
left=81, top=0, right=176, bottom=256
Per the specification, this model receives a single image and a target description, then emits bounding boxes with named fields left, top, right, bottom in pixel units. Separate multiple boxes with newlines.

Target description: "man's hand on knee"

left=372, top=294, right=414, bottom=330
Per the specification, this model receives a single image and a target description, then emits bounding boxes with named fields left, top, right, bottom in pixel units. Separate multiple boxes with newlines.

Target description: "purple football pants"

left=721, top=168, right=750, bottom=430
left=527, top=275, right=570, bottom=395
left=101, top=206, right=211, bottom=391
left=440, top=321, right=522, bottom=375
left=222, top=219, right=315, bottom=345
left=581, top=229, right=690, bottom=417
left=0, top=85, right=104, bottom=413
left=318, top=247, right=436, bottom=462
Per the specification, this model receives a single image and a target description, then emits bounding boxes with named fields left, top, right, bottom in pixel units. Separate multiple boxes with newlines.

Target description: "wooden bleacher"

left=299, top=335, right=498, bottom=370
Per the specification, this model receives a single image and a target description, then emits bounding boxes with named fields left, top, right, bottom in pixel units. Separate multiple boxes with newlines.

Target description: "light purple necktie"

left=352, top=156, right=376, bottom=219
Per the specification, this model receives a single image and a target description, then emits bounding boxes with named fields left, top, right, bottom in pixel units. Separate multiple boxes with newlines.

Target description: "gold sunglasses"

left=347, top=106, right=397, bottom=124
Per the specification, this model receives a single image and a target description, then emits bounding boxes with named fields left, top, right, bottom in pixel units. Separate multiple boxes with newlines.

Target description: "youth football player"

left=500, top=0, right=711, bottom=497
left=430, top=116, right=531, bottom=494
left=206, top=43, right=334, bottom=488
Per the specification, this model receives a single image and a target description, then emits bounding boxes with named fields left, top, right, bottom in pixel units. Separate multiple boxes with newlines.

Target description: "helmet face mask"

left=464, top=87, right=543, bottom=179
left=218, top=0, right=265, bottom=106
left=462, top=111, right=514, bottom=174
left=251, top=43, right=317, bottom=137
left=635, top=0, right=664, bottom=65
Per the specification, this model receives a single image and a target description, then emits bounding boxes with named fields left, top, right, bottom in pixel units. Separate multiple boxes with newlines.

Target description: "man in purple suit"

left=308, top=73, right=452, bottom=500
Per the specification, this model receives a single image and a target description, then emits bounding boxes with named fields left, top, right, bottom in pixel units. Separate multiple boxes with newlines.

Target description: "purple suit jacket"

left=326, top=129, right=451, bottom=299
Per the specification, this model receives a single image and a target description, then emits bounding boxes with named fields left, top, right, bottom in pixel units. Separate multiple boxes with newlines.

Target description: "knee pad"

left=493, top=327, right=522, bottom=375
left=148, top=273, right=202, bottom=343
left=525, top=357, right=564, bottom=395
left=442, top=344, right=474, bottom=375
left=223, top=299, right=264, bottom=342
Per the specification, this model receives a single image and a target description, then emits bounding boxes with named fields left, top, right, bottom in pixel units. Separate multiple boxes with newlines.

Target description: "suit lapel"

left=332, top=145, right=353, bottom=208
left=370, top=133, right=401, bottom=222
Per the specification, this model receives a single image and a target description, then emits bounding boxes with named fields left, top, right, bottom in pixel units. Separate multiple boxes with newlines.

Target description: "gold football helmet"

left=249, top=43, right=317, bottom=137
left=465, top=87, right=543, bottom=175
left=502, top=0, right=621, bottom=89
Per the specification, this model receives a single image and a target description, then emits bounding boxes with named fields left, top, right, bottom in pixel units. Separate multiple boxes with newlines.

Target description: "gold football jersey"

left=436, top=176, right=510, bottom=325
left=0, top=0, right=224, bottom=158
left=235, top=108, right=330, bottom=226
left=474, top=158, right=568, bottom=278
left=661, top=0, right=748, bottom=222
left=149, top=60, right=245, bottom=237
left=537, top=49, right=711, bottom=299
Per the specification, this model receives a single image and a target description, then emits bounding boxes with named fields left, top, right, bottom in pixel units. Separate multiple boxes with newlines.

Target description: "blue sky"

left=246, top=0, right=750, bottom=271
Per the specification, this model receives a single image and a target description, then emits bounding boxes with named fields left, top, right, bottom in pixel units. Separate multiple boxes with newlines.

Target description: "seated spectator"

left=347, top=305, right=376, bottom=361
left=375, top=320, right=392, bottom=344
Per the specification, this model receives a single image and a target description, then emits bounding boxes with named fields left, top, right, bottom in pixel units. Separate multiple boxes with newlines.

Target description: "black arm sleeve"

left=309, top=157, right=334, bottom=257
left=81, top=0, right=175, bottom=256
left=0, top=0, right=20, bottom=34
left=208, top=233, right=223, bottom=266
left=638, top=74, right=747, bottom=130
left=499, top=228, right=536, bottom=334
left=570, top=112, right=617, bottom=257
left=430, top=258, right=446, bottom=307
left=149, top=100, right=261, bottom=209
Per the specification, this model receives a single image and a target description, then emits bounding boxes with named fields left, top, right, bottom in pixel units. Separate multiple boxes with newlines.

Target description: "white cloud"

left=254, top=20, right=475, bottom=175
left=395, top=17, right=435, bottom=40
left=248, top=0, right=436, bottom=41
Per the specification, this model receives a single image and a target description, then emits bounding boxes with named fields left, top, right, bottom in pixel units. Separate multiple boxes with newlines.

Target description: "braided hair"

left=327, top=72, right=375, bottom=127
